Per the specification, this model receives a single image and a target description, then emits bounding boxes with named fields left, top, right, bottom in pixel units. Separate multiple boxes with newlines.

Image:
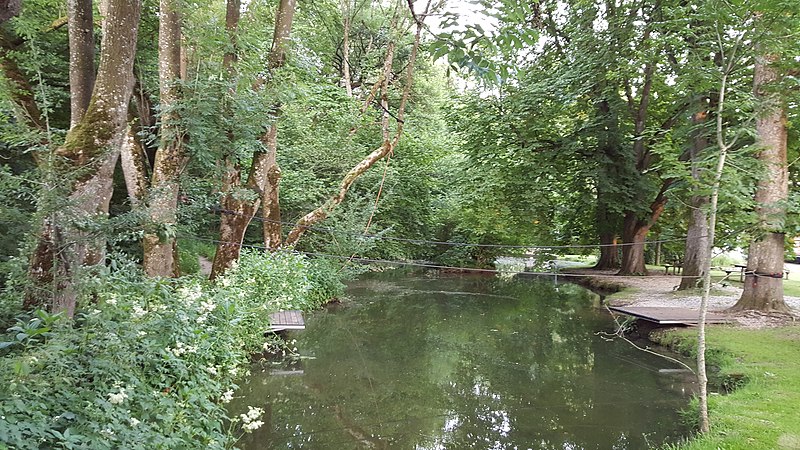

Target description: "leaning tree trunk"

left=25, top=0, right=141, bottom=316
left=679, top=108, right=711, bottom=290
left=731, top=51, right=790, bottom=313
left=284, top=1, right=431, bottom=247
left=143, top=0, right=185, bottom=277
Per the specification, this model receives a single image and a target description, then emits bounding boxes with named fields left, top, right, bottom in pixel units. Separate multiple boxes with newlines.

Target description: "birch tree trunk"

left=142, top=0, right=185, bottom=277
left=25, top=0, right=141, bottom=316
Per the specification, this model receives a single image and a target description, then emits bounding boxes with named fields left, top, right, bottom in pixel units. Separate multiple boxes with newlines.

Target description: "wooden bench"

left=663, top=259, right=683, bottom=275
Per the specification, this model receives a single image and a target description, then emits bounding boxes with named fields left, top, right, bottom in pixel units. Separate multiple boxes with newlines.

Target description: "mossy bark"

left=26, top=0, right=141, bottom=316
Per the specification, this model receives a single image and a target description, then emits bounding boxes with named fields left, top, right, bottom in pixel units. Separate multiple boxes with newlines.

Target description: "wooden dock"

left=267, top=310, right=306, bottom=332
left=608, top=306, right=732, bottom=325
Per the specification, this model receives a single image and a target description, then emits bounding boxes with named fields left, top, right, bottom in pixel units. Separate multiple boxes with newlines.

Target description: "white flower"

left=168, top=342, right=196, bottom=356
left=106, top=297, right=117, bottom=306
left=242, top=420, right=264, bottom=432
left=206, top=366, right=218, bottom=376
left=137, top=331, right=147, bottom=337
left=220, top=390, right=234, bottom=403
left=262, top=342, right=272, bottom=351
left=131, top=305, right=147, bottom=318
left=108, top=388, right=128, bottom=405
left=199, top=299, right=216, bottom=314
left=178, top=285, right=203, bottom=303
left=129, top=417, right=140, bottom=426
left=101, top=427, right=115, bottom=437
left=240, top=406, right=264, bottom=429
left=221, top=277, right=231, bottom=287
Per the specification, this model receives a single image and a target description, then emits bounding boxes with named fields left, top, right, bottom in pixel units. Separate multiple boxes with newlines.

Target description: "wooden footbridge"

left=267, top=310, right=306, bottom=333
left=608, top=306, right=732, bottom=326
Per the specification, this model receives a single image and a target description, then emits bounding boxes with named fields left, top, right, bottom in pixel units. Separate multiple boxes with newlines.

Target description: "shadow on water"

left=231, top=272, right=695, bottom=449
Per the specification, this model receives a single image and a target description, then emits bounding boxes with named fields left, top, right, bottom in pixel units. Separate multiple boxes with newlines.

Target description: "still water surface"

left=233, top=272, right=694, bottom=449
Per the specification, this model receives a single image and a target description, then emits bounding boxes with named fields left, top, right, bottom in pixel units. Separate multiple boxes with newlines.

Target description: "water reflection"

left=231, top=273, right=694, bottom=449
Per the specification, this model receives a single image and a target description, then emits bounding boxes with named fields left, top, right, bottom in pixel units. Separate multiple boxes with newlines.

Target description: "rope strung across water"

left=210, top=206, right=695, bottom=250
left=180, top=233, right=729, bottom=280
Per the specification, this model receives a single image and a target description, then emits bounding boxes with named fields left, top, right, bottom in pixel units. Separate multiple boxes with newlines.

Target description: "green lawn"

left=654, top=326, right=800, bottom=449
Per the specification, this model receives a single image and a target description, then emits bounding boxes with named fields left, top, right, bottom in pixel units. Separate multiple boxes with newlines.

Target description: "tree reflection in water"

left=231, top=273, right=694, bottom=449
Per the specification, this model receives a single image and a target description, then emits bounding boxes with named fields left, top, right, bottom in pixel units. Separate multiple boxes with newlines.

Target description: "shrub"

left=0, top=250, right=342, bottom=449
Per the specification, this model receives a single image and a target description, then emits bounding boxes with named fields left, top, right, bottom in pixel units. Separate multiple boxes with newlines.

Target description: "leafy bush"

left=0, top=251, right=342, bottom=449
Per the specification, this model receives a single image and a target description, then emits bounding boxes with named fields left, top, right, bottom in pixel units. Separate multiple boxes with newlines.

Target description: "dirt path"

left=567, top=268, right=800, bottom=328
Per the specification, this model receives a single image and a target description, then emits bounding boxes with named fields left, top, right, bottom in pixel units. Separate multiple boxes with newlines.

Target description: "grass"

left=653, top=326, right=800, bottom=449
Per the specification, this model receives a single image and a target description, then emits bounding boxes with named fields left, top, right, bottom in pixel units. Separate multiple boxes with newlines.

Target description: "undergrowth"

left=0, top=250, right=343, bottom=449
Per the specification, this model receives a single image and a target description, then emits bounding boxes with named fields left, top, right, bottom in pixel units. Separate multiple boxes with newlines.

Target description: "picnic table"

left=663, top=259, right=683, bottom=275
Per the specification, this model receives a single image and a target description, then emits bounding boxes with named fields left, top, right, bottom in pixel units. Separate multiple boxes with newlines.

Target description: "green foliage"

left=227, top=250, right=343, bottom=311
left=0, top=252, right=342, bottom=448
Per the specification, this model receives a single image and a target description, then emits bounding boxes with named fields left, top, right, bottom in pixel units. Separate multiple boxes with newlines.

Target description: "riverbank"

left=565, top=268, right=800, bottom=449
left=566, top=268, right=800, bottom=327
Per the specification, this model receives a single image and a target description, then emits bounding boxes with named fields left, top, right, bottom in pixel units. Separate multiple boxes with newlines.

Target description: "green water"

left=232, top=273, right=694, bottom=449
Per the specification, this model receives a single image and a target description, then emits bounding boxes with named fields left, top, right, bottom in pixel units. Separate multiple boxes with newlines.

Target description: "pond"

left=231, top=272, right=695, bottom=449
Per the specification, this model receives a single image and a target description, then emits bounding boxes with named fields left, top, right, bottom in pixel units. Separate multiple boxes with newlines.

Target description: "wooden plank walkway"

left=608, top=306, right=732, bottom=325
left=267, top=310, right=306, bottom=332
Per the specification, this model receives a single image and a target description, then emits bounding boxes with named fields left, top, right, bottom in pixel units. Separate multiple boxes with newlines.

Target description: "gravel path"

left=568, top=268, right=800, bottom=328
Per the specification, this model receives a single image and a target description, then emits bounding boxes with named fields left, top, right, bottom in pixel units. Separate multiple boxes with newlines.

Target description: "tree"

left=25, top=0, right=141, bottom=316
left=210, top=0, right=297, bottom=279
left=142, top=0, right=185, bottom=277
left=284, top=0, right=432, bottom=247
left=66, top=0, right=94, bottom=129
left=731, top=17, right=791, bottom=312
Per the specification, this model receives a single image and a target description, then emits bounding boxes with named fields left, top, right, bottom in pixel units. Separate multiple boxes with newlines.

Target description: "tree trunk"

left=143, top=0, right=185, bottom=277
left=0, top=0, right=20, bottom=23
left=261, top=125, right=282, bottom=250
left=258, top=0, right=295, bottom=250
left=67, top=0, right=95, bottom=128
left=731, top=51, right=789, bottom=313
left=618, top=182, right=671, bottom=276
left=618, top=212, right=650, bottom=275
left=119, top=123, right=149, bottom=205
left=679, top=108, right=711, bottom=290
left=340, top=0, right=353, bottom=97
left=210, top=0, right=295, bottom=278
left=595, top=232, right=619, bottom=269
left=679, top=196, right=709, bottom=289
left=593, top=97, right=621, bottom=269
left=210, top=160, right=264, bottom=280
left=284, top=2, right=431, bottom=247
left=26, top=0, right=141, bottom=316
